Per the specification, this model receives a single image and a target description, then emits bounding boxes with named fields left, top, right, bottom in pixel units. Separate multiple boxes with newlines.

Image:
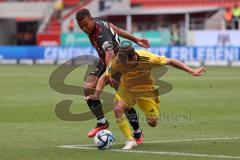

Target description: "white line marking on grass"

left=58, top=146, right=240, bottom=159
left=143, top=136, right=240, bottom=144
left=58, top=136, right=240, bottom=159
left=58, top=136, right=240, bottom=148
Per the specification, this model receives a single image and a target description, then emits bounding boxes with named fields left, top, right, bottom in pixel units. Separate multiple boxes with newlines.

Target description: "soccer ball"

left=94, top=130, right=115, bottom=149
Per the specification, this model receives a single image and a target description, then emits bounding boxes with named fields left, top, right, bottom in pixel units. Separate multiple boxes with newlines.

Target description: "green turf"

left=0, top=65, right=240, bottom=160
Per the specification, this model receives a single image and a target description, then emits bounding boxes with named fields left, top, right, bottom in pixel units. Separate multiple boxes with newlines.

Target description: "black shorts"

left=89, top=61, right=106, bottom=78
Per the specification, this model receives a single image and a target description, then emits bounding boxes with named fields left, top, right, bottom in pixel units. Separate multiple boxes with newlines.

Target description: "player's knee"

left=147, top=118, right=158, bottom=127
left=83, top=76, right=98, bottom=95
left=114, top=106, right=124, bottom=118
left=148, top=121, right=157, bottom=127
left=83, top=83, right=95, bottom=96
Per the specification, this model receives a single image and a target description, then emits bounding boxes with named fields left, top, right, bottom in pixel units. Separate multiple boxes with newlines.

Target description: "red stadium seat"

left=63, top=0, right=80, bottom=7
left=45, top=17, right=61, bottom=32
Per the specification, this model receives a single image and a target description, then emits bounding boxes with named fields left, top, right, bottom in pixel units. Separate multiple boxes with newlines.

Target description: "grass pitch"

left=0, top=65, right=240, bottom=160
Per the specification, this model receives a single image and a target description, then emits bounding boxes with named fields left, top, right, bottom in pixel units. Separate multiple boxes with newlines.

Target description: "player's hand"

left=136, top=38, right=150, bottom=48
left=191, top=66, right=206, bottom=76
left=84, top=95, right=99, bottom=100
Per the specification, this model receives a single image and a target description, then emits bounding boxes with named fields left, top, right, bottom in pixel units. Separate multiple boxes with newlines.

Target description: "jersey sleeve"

left=148, top=52, right=167, bottom=66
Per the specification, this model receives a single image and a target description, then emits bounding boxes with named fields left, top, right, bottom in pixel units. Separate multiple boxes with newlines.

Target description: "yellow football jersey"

left=105, top=50, right=167, bottom=91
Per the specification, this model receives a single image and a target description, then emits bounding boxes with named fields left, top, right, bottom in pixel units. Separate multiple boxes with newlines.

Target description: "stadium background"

left=0, top=0, right=240, bottom=160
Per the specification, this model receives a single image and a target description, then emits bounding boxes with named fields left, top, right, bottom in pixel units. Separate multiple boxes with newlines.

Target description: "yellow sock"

left=116, top=116, right=134, bottom=140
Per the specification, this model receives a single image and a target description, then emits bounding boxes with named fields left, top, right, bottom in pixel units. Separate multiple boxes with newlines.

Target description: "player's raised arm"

left=110, top=23, right=150, bottom=48
left=165, top=58, right=206, bottom=76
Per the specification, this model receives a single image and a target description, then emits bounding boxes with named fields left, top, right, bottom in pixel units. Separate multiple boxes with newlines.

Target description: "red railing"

left=37, top=0, right=93, bottom=45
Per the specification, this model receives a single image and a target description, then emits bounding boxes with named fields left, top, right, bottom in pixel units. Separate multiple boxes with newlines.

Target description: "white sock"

left=134, top=128, right=141, bottom=133
left=97, top=117, right=106, bottom=124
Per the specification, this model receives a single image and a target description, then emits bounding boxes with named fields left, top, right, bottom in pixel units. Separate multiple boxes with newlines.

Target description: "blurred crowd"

left=5, top=0, right=238, bottom=46
left=224, top=3, right=240, bottom=30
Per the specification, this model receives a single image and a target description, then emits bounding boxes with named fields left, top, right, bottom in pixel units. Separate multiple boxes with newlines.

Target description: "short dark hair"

left=76, top=8, right=91, bottom=21
left=118, top=41, right=136, bottom=61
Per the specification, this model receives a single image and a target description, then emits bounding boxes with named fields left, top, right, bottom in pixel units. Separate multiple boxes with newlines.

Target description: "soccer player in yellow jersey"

left=85, top=45, right=206, bottom=150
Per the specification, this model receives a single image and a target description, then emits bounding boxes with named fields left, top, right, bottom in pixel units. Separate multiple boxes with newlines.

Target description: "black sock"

left=87, top=99, right=105, bottom=120
left=125, top=108, right=139, bottom=131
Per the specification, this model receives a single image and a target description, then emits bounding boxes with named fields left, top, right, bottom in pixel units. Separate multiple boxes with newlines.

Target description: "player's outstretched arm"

left=84, top=74, right=109, bottom=100
left=165, top=58, right=206, bottom=76
left=110, top=23, right=150, bottom=48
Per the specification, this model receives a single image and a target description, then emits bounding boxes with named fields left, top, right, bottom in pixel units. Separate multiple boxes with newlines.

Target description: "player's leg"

left=147, top=116, right=158, bottom=127
left=114, top=100, right=133, bottom=140
left=84, top=62, right=108, bottom=138
left=125, top=108, right=140, bottom=130
left=114, top=100, right=137, bottom=150
left=114, top=86, right=137, bottom=149
left=110, top=79, right=142, bottom=142
left=135, top=88, right=160, bottom=127
left=84, top=75, right=107, bottom=121
left=124, top=108, right=144, bottom=144
left=137, top=98, right=159, bottom=127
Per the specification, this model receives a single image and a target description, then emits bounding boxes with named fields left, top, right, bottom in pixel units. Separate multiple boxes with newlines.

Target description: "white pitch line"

left=143, top=136, right=240, bottom=144
left=58, top=146, right=240, bottom=159
left=58, top=136, right=240, bottom=148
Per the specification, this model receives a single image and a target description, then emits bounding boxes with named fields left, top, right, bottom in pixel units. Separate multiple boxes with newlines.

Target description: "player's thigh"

left=83, top=75, right=99, bottom=95
left=113, top=99, right=129, bottom=118
left=89, top=61, right=106, bottom=78
left=114, top=85, right=136, bottom=108
left=84, top=62, right=106, bottom=95
left=136, top=95, right=160, bottom=122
